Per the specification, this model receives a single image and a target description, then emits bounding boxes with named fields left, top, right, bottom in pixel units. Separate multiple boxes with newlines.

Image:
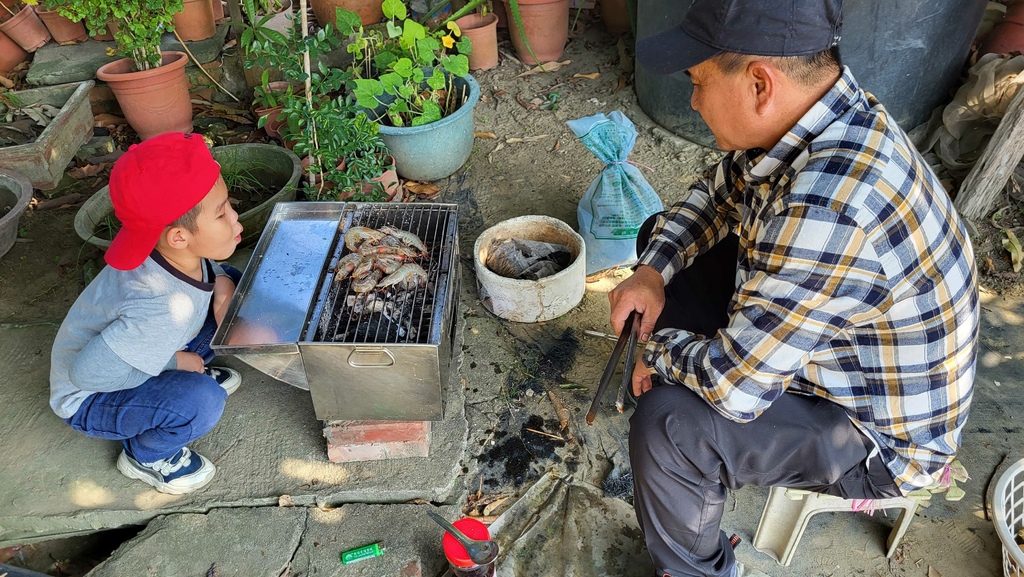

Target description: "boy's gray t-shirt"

left=50, top=252, right=216, bottom=419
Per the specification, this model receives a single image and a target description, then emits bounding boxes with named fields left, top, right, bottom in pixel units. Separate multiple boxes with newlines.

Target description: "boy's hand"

left=176, top=351, right=205, bottom=373
left=212, top=275, right=236, bottom=326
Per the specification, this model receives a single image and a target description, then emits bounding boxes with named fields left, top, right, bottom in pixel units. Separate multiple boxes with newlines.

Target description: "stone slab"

left=0, top=300, right=469, bottom=546
left=86, top=504, right=455, bottom=577
left=27, top=25, right=230, bottom=87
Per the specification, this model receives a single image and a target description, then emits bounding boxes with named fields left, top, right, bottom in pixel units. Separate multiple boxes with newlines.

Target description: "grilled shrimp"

left=334, top=253, right=364, bottom=281
left=381, top=226, right=427, bottom=255
left=352, top=270, right=382, bottom=293
left=376, top=256, right=404, bottom=275
left=344, top=226, right=386, bottom=252
left=352, top=255, right=377, bottom=280
left=377, top=263, right=428, bottom=290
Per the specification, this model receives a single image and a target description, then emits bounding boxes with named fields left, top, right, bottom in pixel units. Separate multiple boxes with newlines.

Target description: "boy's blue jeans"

left=66, top=266, right=242, bottom=464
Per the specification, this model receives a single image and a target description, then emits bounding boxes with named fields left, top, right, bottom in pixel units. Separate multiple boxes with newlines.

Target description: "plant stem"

left=299, top=0, right=317, bottom=191
left=173, top=29, right=240, bottom=102
left=0, top=3, right=15, bottom=17
left=436, top=0, right=487, bottom=29
left=418, top=0, right=451, bottom=25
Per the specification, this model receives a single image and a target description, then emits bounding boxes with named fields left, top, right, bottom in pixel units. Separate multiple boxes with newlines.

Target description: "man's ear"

left=163, top=225, right=191, bottom=250
left=747, top=60, right=776, bottom=116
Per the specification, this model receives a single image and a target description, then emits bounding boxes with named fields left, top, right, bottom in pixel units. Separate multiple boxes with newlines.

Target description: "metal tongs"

left=586, top=310, right=641, bottom=424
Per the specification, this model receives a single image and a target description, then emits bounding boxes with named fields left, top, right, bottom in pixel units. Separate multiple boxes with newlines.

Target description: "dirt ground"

left=0, top=8, right=1018, bottom=577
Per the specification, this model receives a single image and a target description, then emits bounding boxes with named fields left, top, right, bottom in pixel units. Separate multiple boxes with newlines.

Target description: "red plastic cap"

left=442, top=517, right=490, bottom=567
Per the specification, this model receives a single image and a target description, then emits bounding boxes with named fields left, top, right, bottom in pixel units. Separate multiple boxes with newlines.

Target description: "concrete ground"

left=1, top=15, right=1023, bottom=577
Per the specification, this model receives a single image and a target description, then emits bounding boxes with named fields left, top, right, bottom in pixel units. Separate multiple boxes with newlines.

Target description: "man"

left=609, top=1, right=980, bottom=576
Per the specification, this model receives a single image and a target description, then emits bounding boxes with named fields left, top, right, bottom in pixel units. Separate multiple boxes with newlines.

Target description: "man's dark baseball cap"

left=636, top=0, right=843, bottom=75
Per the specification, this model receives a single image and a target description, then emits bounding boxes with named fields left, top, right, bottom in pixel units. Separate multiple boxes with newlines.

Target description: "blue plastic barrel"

left=635, top=0, right=988, bottom=148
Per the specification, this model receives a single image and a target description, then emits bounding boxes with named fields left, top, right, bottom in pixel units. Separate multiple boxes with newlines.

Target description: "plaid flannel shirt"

left=638, top=67, right=979, bottom=493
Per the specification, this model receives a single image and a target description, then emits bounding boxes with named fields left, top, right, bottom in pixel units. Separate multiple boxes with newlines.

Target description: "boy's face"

left=189, top=176, right=242, bottom=261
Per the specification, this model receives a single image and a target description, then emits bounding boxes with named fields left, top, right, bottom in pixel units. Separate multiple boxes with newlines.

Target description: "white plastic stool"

left=752, top=487, right=923, bottom=566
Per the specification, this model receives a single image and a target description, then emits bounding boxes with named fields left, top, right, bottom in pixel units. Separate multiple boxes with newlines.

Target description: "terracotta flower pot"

left=456, top=13, right=499, bottom=71
left=255, top=105, right=286, bottom=140
left=600, top=0, right=629, bottom=36
left=501, top=0, right=569, bottom=65
left=265, top=0, right=293, bottom=35
left=981, top=5, right=1024, bottom=56
left=96, top=51, right=193, bottom=140
left=89, top=19, right=118, bottom=41
left=211, top=0, right=226, bottom=22
left=173, top=0, right=216, bottom=41
left=302, top=155, right=402, bottom=201
left=310, top=0, right=382, bottom=28
left=0, top=7, right=51, bottom=53
left=34, top=8, right=87, bottom=46
left=0, top=28, right=29, bottom=75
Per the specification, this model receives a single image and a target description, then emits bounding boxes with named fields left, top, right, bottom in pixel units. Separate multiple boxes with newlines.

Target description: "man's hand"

left=175, top=351, right=205, bottom=373
left=609, top=265, right=665, bottom=341
left=632, top=354, right=657, bottom=397
left=212, top=275, right=237, bottom=326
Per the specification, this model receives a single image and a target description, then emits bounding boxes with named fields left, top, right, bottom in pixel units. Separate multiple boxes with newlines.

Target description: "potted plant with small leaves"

left=58, top=0, right=193, bottom=139
left=342, top=0, right=481, bottom=182
left=34, top=0, right=88, bottom=45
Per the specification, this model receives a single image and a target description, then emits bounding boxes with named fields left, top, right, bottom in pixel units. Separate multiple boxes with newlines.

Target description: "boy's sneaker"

left=204, top=366, right=241, bottom=395
left=117, top=447, right=216, bottom=494
left=733, top=561, right=771, bottom=577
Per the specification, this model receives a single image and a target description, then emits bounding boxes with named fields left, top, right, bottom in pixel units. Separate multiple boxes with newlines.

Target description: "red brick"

left=323, top=420, right=431, bottom=462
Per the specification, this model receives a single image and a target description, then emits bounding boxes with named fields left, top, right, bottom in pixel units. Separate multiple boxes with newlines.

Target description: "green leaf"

left=1004, top=229, right=1024, bottom=273
left=374, top=51, right=398, bottom=71
left=379, top=72, right=404, bottom=94
left=442, top=54, right=469, bottom=77
left=426, top=70, right=445, bottom=90
left=334, top=8, right=362, bottom=35
left=382, top=0, right=406, bottom=20
left=412, top=67, right=425, bottom=83
left=413, top=100, right=442, bottom=126
left=402, top=18, right=426, bottom=45
left=456, top=35, right=473, bottom=55
left=352, top=78, right=384, bottom=109
left=392, top=57, right=414, bottom=78
left=386, top=20, right=402, bottom=38
left=397, top=83, right=415, bottom=99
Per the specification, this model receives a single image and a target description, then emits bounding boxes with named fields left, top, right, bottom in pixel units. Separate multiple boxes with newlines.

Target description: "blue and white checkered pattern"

left=638, top=67, right=979, bottom=494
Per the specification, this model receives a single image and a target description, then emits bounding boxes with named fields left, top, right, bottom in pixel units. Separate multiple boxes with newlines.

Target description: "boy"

left=50, top=132, right=245, bottom=495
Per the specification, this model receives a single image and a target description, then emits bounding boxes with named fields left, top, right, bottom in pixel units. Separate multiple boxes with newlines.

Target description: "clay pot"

left=173, top=0, right=216, bottom=41
left=302, top=155, right=402, bottom=201
left=211, top=0, right=226, bottom=22
left=981, top=4, right=1024, bottom=55
left=310, top=0, right=382, bottom=28
left=34, top=8, right=87, bottom=46
left=90, top=19, right=118, bottom=42
left=500, top=0, right=569, bottom=65
left=493, top=0, right=508, bottom=28
left=456, top=13, right=498, bottom=71
left=255, top=105, right=286, bottom=140
left=96, top=51, right=193, bottom=140
left=0, top=28, right=28, bottom=75
left=600, top=0, right=629, bottom=36
left=264, top=0, right=293, bottom=35
left=0, top=7, right=51, bottom=53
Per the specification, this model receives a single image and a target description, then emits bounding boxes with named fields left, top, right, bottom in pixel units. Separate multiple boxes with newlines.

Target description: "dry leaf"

left=516, top=93, right=540, bottom=110
left=404, top=180, right=441, bottom=197
left=67, top=163, right=110, bottom=179
left=573, top=72, right=600, bottom=80
left=483, top=496, right=509, bottom=515
left=506, top=134, right=549, bottom=143
left=1002, top=229, right=1023, bottom=273
left=278, top=494, right=296, bottom=507
left=550, top=139, right=560, bottom=153
left=613, top=74, right=629, bottom=93
left=93, top=113, right=126, bottom=127
left=515, top=60, right=572, bottom=78
left=928, top=567, right=942, bottom=577
left=474, top=131, right=497, bottom=139
left=488, top=142, right=504, bottom=163
left=493, top=89, right=507, bottom=97
left=982, top=256, right=995, bottom=273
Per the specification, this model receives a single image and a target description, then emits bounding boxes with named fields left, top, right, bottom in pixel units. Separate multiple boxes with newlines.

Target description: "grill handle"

left=347, top=347, right=396, bottom=368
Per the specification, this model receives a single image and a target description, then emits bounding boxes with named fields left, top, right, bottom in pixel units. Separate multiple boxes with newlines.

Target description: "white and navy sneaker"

left=116, top=447, right=216, bottom=494
left=204, top=366, right=241, bottom=395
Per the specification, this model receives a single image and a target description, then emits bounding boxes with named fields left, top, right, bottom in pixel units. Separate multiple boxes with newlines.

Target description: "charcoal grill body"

left=212, top=202, right=460, bottom=421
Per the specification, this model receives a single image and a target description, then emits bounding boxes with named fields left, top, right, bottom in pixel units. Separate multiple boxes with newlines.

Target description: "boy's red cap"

left=105, top=132, right=221, bottom=271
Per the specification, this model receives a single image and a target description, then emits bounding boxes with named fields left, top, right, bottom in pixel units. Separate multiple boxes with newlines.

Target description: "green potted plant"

left=33, top=0, right=88, bottom=46
left=58, top=0, right=193, bottom=139
left=340, top=0, right=481, bottom=182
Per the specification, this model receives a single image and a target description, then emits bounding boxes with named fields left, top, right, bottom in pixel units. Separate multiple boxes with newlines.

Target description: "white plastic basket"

left=994, top=459, right=1024, bottom=577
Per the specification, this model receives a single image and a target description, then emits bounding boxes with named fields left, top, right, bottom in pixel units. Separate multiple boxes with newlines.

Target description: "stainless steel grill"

left=212, top=202, right=460, bottom=421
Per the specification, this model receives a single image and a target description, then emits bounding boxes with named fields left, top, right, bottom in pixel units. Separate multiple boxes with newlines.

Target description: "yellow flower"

left=442, top=35, right=455, bottom=49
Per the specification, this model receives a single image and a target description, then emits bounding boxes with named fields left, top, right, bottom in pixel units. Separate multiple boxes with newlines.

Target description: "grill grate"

left=307, top=203, right=457, bottom=345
